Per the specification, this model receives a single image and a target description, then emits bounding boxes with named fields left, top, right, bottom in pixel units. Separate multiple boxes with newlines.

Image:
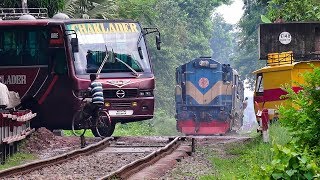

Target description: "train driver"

left=242, top=97, right=248, bottom=110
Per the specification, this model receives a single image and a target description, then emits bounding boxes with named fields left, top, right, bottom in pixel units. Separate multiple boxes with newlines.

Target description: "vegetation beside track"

left=199, top=124, right=290, bottom=179
left=63, top=129, right=95, bottom=137
left=113, top=110, right=179, bottom=136
left=0, top=152, right=36, bottom=170
left=205, top=68, right=320, bottom=179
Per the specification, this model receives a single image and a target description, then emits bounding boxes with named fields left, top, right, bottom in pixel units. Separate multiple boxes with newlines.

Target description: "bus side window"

left=24, top=31, right=37, bottom=65
left=50, top=49, right=68, bottom=75
left=2, top=32, right=19, bottom=65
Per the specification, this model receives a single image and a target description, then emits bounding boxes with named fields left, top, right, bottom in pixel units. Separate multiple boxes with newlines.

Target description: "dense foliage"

left=229, top=0, right=268, bottom=89
left=258, top=143, right=319, bottom=179
left=64, top=0, right=118, bottom=19
left=0, top=0, right=65, bottom=17
left=266, top=0, right=320, bottom=22
left=210, top=13, right=235, bottom=65
left=206, top=124, right=292, bottom=179
left=279, top=67, right=320, bottom=152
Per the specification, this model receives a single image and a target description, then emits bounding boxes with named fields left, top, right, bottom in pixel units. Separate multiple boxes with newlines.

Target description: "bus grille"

left=111, top=102, right=132, bottom=108
left=103, top=89, right=138, bottom=98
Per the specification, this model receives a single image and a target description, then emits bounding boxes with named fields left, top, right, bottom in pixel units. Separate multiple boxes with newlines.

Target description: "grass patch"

left=0, top=152, right=36, bottom=170
left=113, top=121, right=155, bottom=136
left=113, top=109, right=180, bottom=136
left=63, top=130, right=94, bottom=137
left=201, top=124, right=292, bottom=179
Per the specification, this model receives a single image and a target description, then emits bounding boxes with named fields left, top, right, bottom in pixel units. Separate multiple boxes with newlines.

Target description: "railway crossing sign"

left=279, top=32, right=292, bottom=45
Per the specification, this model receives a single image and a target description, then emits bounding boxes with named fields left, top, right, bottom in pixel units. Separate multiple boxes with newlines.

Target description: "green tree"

left=0, top=0, right=21, bottom=7
left=63, top=0, right=118, bottom=19
left=279, top=66, right=320, bottom=152
left=116, top=0, right=157, bottom=24
left=267, top=0, right=320, bottom=22
left=147, top=0, right=230, bottom=114
left=0, top=0, right=65, bottom=17
left=210, top=13, right=235, bottom=64
left=232, top=0, right=268, bottom=88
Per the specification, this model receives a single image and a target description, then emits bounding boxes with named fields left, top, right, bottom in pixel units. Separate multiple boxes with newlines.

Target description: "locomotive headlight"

left=210, top=64, right=217, bottom=68
left=199, top=60, right=209, bottom=67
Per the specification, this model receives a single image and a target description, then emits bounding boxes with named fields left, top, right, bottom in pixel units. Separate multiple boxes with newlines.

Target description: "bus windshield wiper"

left=115, top=57, right=140, bottom=77
left=96, top=45, right=110, bottom=74
left=96, top=46, right=140, bottom=77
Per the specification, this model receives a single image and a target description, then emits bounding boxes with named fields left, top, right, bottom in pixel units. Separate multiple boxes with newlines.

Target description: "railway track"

left=0, top=136, right=193, bottom=179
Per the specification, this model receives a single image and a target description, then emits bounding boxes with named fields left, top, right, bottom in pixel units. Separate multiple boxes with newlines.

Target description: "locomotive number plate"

left=109, top=110, right=133, bottom=116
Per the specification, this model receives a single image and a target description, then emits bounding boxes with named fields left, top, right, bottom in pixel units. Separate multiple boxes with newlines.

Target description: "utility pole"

left=22, top=0, right=28, bottom=13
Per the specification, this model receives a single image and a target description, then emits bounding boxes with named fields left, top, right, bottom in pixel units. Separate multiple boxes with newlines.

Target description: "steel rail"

left=0, top=137, right=113, bottom=178
left=100, top=136, right=181, bottom=180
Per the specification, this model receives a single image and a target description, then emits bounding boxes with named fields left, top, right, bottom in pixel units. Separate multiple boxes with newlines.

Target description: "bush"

left=279, top=66, right=320, bottom=154
left=258, top=143, right=319, bottom=180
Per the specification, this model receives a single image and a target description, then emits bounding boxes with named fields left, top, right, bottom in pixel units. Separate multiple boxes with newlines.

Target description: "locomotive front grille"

left=103, top=89, right=138, bottom=98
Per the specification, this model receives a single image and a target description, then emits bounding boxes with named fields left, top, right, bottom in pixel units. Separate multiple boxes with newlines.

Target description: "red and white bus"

left=0, top=12, right=161, bottom=136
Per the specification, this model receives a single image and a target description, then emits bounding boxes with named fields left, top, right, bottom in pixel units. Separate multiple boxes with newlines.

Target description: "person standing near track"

left=87, top=74, right=104, bottom=122
left=0, top=76, right=10, bottom=109
left=242, top=97, right=248, bottom=110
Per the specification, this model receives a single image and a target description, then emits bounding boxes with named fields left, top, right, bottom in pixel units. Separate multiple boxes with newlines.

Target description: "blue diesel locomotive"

left=175, top=57, right=244, bottom=135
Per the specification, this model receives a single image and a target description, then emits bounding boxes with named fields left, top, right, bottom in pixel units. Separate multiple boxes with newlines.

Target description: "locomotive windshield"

left=66, top=22, right=151, bottom=76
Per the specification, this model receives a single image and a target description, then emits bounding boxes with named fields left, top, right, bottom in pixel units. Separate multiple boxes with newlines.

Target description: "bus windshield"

left=66, top=22, right=151, bottom=76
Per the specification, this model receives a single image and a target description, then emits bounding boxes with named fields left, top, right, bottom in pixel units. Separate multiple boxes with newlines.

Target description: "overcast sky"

left=215, top=0, right=244, bottom=24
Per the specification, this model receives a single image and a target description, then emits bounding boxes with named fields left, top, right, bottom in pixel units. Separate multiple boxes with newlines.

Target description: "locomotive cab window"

left=176, top=70, right=181, bottom=84
left=255, top=73, right=264, bottom=95
left=222, top=64, right=231, bottom=83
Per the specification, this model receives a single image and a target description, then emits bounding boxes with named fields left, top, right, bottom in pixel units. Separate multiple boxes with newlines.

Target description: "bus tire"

left=91, top=123, right=115, bottom=137
left=91, top=111, right=115, bottom=137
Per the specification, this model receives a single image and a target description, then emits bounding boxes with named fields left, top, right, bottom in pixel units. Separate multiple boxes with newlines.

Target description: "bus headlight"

left=105, top=102, right=110, bottom=107
left=145, top=91, right=152, bottom=96
left=139, top=92, right=145, bottom=96
left=139, top=90, right=153, bottom=97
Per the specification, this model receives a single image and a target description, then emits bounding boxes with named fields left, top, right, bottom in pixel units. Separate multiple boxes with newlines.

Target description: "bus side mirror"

left=71, top=38, right=79, bottom=53
left=156, top=35, right=161, bottom=50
